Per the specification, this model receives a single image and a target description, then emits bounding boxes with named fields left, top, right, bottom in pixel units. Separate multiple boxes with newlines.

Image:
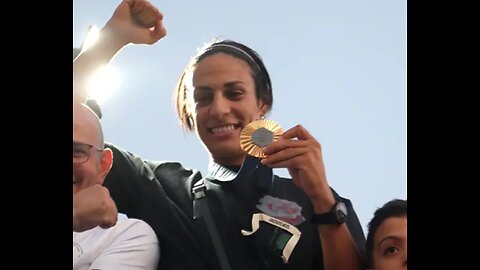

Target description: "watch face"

left=335, top=202, right=348, bottom=223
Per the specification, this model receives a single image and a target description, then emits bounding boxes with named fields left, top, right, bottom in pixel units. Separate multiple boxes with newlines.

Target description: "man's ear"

left=99, top=148, right=113, bottom=184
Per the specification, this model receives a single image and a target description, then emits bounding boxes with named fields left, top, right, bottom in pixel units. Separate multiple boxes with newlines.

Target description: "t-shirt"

left=103, top=143, right=366, bottom=270
left=73, top=215, right=159, bottom=270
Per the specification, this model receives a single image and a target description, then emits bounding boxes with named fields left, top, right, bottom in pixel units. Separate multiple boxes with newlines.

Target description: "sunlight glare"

left=87, top=65, right=121, bottom=105
left=81, top=25, right=100, bottom=52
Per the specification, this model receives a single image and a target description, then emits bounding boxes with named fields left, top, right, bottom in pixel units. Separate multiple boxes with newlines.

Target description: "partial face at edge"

left=370, top=216, right=407, bottom=270
left=189, top=53, right=267, bottom=166
left=73, top=105, right=111, bottom=193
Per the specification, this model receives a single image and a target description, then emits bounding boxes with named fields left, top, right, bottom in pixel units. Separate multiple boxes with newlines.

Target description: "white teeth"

left=211, top=125, right=236, bottom=133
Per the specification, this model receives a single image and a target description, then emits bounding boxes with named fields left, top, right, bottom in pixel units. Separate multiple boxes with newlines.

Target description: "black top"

left=103, top=143, right=366, bottom=270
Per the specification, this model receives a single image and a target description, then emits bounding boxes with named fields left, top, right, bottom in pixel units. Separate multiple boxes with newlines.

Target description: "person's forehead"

left=73, top=106, right=101, bottom=146
left=73, top=122, right=98, bottom=146
left=196, top=53, right=251, bottom=71
left=193, top=54, right=253, bottom=83
left=375, top=216, right=407, bottom=244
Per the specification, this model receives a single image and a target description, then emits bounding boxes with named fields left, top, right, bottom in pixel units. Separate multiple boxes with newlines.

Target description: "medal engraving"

left=240, top=119, right=283, bottom=158
left=252, top=127, right=273, bottom=147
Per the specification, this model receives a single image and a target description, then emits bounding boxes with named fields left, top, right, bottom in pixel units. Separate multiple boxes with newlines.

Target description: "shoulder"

left=147, top=160, right=203, bottom=210
left=114, top=218, right=158, bottom=242
left=105, top=142, right=200, bottom=181
left=104, top=143, right=151, bottom=181
left=104, top=142, right=198, bottom=187
left=147, top=160, right=201, bottom=184
left=116, top=216, right=152, bottom=229
left=86, top=219, right=160, bottom=270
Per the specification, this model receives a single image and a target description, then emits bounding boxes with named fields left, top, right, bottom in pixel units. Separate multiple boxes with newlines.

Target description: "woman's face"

left=370, top=216, right=407, bottom=270
left=189, top=53, right=267, bottom=166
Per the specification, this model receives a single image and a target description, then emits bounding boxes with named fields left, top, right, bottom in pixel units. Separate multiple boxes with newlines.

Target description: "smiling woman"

left=74, top=0, right=406, bottom=237
left=74, top=1, right=406, bottom=270
left=75, top=22, right=367, bottom=269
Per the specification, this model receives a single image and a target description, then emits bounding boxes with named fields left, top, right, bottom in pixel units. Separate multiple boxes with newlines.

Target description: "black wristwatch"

left=311, top=201, right=348, bottom=224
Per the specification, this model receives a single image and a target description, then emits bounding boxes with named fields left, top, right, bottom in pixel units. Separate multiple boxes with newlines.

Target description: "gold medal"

left=240, top=119, right=283, bottom=158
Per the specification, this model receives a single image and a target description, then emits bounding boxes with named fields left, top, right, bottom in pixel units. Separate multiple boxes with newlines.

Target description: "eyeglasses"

left=73, top=141, right=103, bottom=164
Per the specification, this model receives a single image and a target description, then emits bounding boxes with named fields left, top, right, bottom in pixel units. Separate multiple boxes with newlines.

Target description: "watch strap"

left=311, top=201, right=345, bottom=224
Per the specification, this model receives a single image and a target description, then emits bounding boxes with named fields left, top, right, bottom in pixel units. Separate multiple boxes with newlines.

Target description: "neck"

left=211, top=154, right=246, bottom=167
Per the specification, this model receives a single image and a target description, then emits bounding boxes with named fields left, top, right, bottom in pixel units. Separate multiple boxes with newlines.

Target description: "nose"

left=210, top=94, right=230, bottom=117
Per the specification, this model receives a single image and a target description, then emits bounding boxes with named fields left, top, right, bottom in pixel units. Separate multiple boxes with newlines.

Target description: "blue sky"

left=74, top=0, right=406, bottom=233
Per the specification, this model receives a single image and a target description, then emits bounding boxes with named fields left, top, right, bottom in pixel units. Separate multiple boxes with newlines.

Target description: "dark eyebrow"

left=194, top=86, right=211, bottom=91
left=195, top=81, right=244, bottom=91
left=378, top=235, right=403, bottom=246
left=224, top=81, right=244, bottom=88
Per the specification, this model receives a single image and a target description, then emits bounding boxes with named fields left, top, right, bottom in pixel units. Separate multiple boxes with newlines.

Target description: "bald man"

left=73, top=104, right=160, bottom=270
left=73, top=103, right=115, bottom=232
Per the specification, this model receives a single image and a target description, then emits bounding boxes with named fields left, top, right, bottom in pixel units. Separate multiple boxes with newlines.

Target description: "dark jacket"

left=104, top=143, right=366, bottom=270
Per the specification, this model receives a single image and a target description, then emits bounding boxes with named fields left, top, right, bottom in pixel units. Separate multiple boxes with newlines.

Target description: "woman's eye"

left=226, top=90, right=243, bottom=100
left=194, top=92, right=212, bottom=105
left=383, top=246, right=399, bottom=256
